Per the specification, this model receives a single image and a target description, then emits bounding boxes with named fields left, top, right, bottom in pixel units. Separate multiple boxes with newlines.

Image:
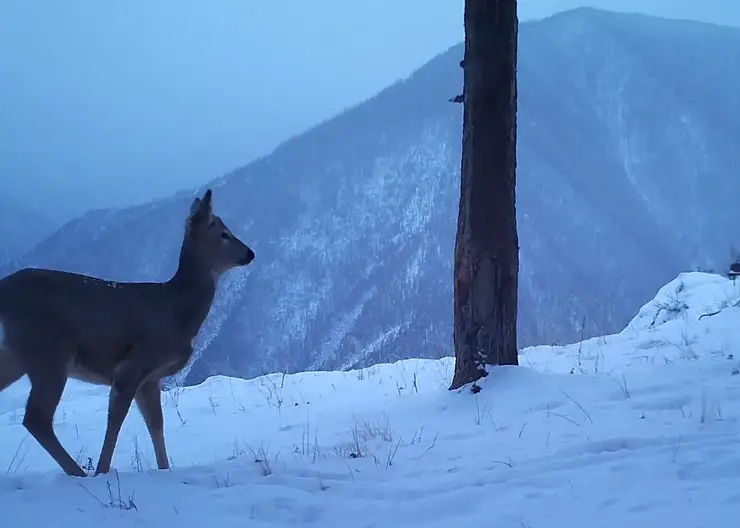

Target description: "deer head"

left=184, top=189, right=255, bottom=277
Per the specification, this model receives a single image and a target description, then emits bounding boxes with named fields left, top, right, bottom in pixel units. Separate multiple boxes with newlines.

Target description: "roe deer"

left=0, top=189, right=255, bottom=477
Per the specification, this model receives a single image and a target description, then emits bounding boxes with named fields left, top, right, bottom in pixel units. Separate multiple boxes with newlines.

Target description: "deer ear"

left=188, top=189, right=213, bottom=230
left=203, top=189, right=213, bottom=209
left=196, top=189, right=213, bottom=221
left=199, top=189, right=213, bottom=219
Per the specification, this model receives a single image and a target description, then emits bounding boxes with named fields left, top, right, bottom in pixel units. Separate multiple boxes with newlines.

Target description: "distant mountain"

left=0, top=193, right=56, bottom=266
left=4, top=8, right=740, bottom=385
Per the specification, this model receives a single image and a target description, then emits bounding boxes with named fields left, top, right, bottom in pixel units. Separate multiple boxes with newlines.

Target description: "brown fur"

left=0, top=189, right=255, bottom=476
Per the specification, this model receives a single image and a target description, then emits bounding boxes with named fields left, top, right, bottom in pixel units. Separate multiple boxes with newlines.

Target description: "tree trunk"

left=450, top=0, right=519, bottom=391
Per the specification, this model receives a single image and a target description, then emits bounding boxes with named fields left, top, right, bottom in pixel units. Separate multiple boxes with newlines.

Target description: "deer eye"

left=221, top=232, right=231, bottom=240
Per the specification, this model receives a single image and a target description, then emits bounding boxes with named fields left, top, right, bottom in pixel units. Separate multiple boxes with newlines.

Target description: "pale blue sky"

left=0, top=0, right=736, bottom=219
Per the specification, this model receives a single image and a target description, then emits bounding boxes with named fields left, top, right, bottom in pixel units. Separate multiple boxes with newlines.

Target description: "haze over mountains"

left=0, top=195, right=55, bottom=266
left=3, top=9, right=738, bottom=385
left=1, top=0, right=737, bottom=222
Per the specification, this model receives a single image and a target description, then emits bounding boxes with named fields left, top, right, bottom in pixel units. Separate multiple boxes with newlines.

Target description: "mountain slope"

left=4, top=9, right=740, bottom=384
left=0, top=193, right=56, bottom=266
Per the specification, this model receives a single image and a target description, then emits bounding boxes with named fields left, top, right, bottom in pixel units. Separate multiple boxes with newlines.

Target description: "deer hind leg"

left=95, top=360, right=148, bottom=476
left=24, top=365, right=86, bottom=477
left=135, top=380, right=170, bottom=470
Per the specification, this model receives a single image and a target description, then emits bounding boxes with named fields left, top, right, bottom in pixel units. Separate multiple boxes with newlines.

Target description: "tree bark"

left=450, top=0, right=519, bottom=391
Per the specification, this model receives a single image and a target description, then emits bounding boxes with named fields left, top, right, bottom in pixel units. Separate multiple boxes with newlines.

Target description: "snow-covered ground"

left=1, top=271, right=740, bottom=527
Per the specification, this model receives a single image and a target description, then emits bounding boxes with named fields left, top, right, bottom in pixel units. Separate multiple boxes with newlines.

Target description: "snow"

left=1, top=271, right=740, bottom=527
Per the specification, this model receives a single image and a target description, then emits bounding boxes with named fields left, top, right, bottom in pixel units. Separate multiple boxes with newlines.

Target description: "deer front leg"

left=135, top=380, right=170, bottom=470
left=95, top=361, right=147, bottom=476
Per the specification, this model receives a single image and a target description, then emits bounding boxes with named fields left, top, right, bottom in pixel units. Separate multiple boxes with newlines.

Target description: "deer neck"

left=167, top=239, right=218, bottom=340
